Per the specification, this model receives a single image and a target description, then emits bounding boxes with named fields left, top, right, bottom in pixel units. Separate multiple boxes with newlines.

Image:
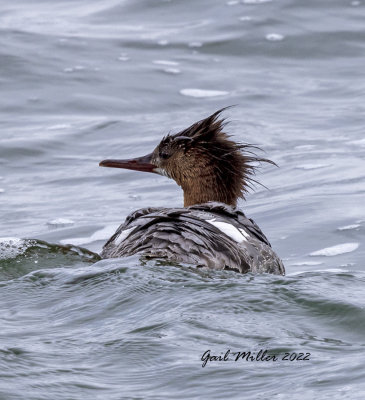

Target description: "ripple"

left=290, top=261, right=324, bottom=266
left=2, top=0, right=365, bottom=397
left=46, top=124, right=72, bottom=130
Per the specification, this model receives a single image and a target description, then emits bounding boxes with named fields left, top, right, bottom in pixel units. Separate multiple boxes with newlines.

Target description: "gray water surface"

left=1, top=0, right=365, bottom=399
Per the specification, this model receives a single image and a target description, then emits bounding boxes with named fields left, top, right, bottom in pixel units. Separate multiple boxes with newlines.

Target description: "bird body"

left=100, top=109, right=285, bottom=275
left=101, top=202, right=284, bottom=274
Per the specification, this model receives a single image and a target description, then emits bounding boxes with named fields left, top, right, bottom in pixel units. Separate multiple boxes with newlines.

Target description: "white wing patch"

left=114, top=227, right=135, bottom=246
left=206, top=219, right=249, bottom=243
left=239, top=228, right=250, bottom=240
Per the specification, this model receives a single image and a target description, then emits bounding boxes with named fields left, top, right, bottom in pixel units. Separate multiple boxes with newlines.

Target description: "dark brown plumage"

left=149, top=108, right=275, bottom=207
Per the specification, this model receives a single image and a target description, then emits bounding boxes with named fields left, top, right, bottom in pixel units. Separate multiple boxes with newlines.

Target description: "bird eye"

left=160, top=152, right=169, bottom=160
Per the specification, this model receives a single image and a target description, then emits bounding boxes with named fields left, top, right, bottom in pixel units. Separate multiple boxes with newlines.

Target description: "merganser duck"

left=99, top=109, right=285, bottom=275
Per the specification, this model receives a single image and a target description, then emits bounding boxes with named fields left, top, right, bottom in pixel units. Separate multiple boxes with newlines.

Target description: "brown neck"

left=182, top=179, right=237, bottom=207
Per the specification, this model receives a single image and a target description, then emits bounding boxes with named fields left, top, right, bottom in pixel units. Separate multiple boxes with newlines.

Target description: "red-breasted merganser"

left=99, top=109, right=285, bottom=275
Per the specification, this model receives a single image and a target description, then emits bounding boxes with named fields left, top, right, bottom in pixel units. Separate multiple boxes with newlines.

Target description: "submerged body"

left=100, top=109, right=285, bottom=275
left=101, top=202, right=284, bottom=274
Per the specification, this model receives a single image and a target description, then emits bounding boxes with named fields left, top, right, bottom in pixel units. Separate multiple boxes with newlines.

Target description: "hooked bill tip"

left=98, top=154, right=157, bottom=173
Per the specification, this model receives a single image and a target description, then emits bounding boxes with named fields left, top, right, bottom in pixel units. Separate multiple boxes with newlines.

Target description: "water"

left=1, top=0, right=365, bottom=398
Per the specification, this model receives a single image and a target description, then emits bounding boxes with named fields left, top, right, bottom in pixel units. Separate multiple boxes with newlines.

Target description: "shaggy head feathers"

left=151, top=108, right=275, bottom=207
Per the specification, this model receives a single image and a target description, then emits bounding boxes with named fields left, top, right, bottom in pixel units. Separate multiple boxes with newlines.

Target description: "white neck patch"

left=153, top=167, right=171, bottom=179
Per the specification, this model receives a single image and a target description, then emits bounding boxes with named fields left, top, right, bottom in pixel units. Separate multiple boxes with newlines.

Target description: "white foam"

left=47, top=124, right=72, bottom=130
left=287, top=271, right=307, bottom=276
left=153, top=60, right=179, bottom=66
left=288, top=268, right=348, bottom=276
left=157, top=40, right=169, bottom=46
left=323, top=268, right=350, bottom=273
left=60, top=225, right=119, bottom=246
left=128, top=194, right=142, bottom=201
left=349, top=138, right=365, bottom=146
left=310, top=243, right=359, bottom=257
left=163, top=68, right=181, bottom=75
left=265, top=33, right=285, bottom=41
left=338, top=224, right=360, bottom=231
left=340, top=263, right=355, bottom=267
left=239, top=16, right=252, bottom=21
left=206, top=219, right=248, bottom=242
left=0, top=238, right=35, bottom=260
left=188, top=42, right=203, bottom=48
left=0, top=189, right=4, bottom=193
left=242, top=0, right=272, bottom=4
left=227, top=0, right=239, bottom=5
left=180, top=88, right=229, bottom=98
left=47, top=218, right=75, bottom=227
left=63, top=66, right=85, bottom=73
left=294, top=145, right=317, bottom=150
